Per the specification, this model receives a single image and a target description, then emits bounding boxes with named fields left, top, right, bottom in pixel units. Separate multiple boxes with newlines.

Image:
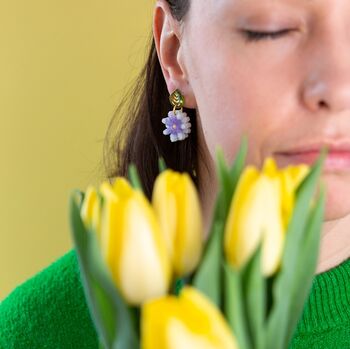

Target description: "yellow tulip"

left=80, top=185, right=102, bottom=236
left=84, top=178, right=171, bottom=306
left=224, top=157, right=310, bottom=276
left=141, top=286, right=239, bottom=349
left=279, top=164, right=310, bottom=228
left=152, top=169, right=203, bottom=277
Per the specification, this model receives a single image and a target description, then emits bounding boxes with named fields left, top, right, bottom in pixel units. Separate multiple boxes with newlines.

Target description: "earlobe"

left=153, top=1, right=196, bottom=109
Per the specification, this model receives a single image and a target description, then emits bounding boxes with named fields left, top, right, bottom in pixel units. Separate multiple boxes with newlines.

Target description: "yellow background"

left=0, top=1, right=154, bottom=300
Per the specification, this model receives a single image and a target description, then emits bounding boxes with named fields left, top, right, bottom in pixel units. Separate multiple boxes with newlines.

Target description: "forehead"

left=190, top=0, right=314, bottom=15
left=185, top=0, right=326, bottom=29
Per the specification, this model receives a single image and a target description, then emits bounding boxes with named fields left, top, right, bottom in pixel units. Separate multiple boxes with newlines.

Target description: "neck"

left=316, top=213, right=350, bottom=273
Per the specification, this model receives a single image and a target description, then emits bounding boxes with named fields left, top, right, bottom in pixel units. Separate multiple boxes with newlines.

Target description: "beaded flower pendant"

left=162, top=89, right=191, bottom=142
left=162, top=110, right=191, bottom=142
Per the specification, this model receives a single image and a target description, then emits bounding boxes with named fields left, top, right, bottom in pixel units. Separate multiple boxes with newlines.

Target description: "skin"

left=153, top=0, right=350, bottom=273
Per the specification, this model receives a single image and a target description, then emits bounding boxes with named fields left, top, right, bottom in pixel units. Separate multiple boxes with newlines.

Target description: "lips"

left=275, top=146, right=350, bottom=172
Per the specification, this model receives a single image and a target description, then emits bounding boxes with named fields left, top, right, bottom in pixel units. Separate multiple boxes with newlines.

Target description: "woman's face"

left=154, top=0, right=350, bottom=222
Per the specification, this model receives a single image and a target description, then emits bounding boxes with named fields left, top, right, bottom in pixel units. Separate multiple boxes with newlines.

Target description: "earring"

left=162, top=89, right=191, bottom=142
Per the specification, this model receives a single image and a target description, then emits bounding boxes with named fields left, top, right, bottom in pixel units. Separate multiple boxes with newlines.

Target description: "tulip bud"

left=279, top=164, right=310, bottom=229
left=99, top=178, right=171, bottom=305
left=80, top=185, right=101, bottom=236
left=152, top=170, right=203, bottom=277
left=141, top=286, right=239, bottom=349
left=224, top=157, right=309, bottom=276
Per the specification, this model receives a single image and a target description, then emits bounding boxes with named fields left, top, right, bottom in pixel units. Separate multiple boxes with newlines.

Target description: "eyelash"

left=242, top=29, right=292, bottom=42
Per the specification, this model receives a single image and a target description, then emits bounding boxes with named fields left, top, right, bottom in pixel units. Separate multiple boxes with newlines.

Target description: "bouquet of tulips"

left=69, top=138, right=327, bottom=349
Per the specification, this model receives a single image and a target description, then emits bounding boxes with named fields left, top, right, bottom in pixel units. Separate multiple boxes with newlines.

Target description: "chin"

left=321, top=173, right=350, bottom=221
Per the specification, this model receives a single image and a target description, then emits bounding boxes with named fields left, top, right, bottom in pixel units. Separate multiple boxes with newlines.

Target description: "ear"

left=153, top=0, right=197, bottom=108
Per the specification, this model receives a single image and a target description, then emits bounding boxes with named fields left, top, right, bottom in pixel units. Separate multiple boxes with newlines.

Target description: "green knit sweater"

left=0, top=249, right=349, bottom=349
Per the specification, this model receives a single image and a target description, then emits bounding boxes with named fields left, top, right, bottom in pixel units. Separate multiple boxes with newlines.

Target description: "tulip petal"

left=112, top=177, right=134, bottom=198
left=174, top=174, right=203, bottom=276
left=80, top=185, right=98, bottom=229
left=262, top=157, right=278, bottom=176
left=153, top=170, right=203, bottom=277
left=100, top=197, right=121, bottom=271
left=116, top=192, right=171, bottom=305
left=261, top=175, right=284, bottom=276
left=279, top=165, right=310, bottom=229
left=141, top=286, right=238, bottom=349
left=91, top=195, right=102, bottom=238
left=152, top=171, right=178, bottom=259
left=224, top=166, right=263, bottom=269
left=99, top=181, right=118, bottom=201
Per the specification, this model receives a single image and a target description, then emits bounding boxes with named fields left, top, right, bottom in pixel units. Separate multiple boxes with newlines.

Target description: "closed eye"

left=241, top=29, right=292, bottom=42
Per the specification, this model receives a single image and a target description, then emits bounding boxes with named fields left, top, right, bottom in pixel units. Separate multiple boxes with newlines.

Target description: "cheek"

left=193, top=50, right=290, bottom=168
left=322, top=173, right=350, bottom=221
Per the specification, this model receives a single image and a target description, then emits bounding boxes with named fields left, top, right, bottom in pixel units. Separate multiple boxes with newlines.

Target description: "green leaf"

left=128, top=164, right=143, bottom=191
left=173, top=278, right=185, bottom=296
left=99, top=338, right=106, bottom=349
left=243, top=244, right=266, bottom=349
left=69, top=190, right=115, bottom=346
left=216, top=148, right=233, bottom=216
left=158, top=157, right=167, bottom=173
left=192, top=222, right=224, bottom=307
left=224, top=263, right=252, bottom=349
left=229, top=135, right=248, bottom=189
left=284, top=186, right=326, bottom=346
left=215, top=136, right=247, bottom=222
left=193, top=137, right=248, bottom=308
left=266, top=150, right=326, bottom=349
left=69, top=190, right=139, bottom=349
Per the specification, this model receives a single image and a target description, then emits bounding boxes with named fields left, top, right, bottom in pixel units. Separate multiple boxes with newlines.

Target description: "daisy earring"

left=162, top=89, right=191, bottom=142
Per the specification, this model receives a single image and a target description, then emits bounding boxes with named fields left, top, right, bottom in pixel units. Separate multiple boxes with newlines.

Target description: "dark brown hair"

left=102, top=0, right=207, bottom=200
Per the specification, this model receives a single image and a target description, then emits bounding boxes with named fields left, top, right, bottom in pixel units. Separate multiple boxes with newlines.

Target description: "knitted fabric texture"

left=1, top=249, right=349, bottom=349
left=0, top=250, right=98, bottom=349
left=289, top=256, right=350, bottom=348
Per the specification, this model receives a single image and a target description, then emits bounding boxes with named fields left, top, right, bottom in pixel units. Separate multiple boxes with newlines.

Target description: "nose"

left=301, top=35, right=350, bottom=114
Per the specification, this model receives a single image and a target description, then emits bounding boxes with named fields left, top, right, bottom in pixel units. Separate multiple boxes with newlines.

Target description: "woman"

left=1, top=0, right=349, bottom=348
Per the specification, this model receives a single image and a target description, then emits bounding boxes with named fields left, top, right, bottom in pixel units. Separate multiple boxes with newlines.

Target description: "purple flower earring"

left=162, top=89, right=191, bottom=142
